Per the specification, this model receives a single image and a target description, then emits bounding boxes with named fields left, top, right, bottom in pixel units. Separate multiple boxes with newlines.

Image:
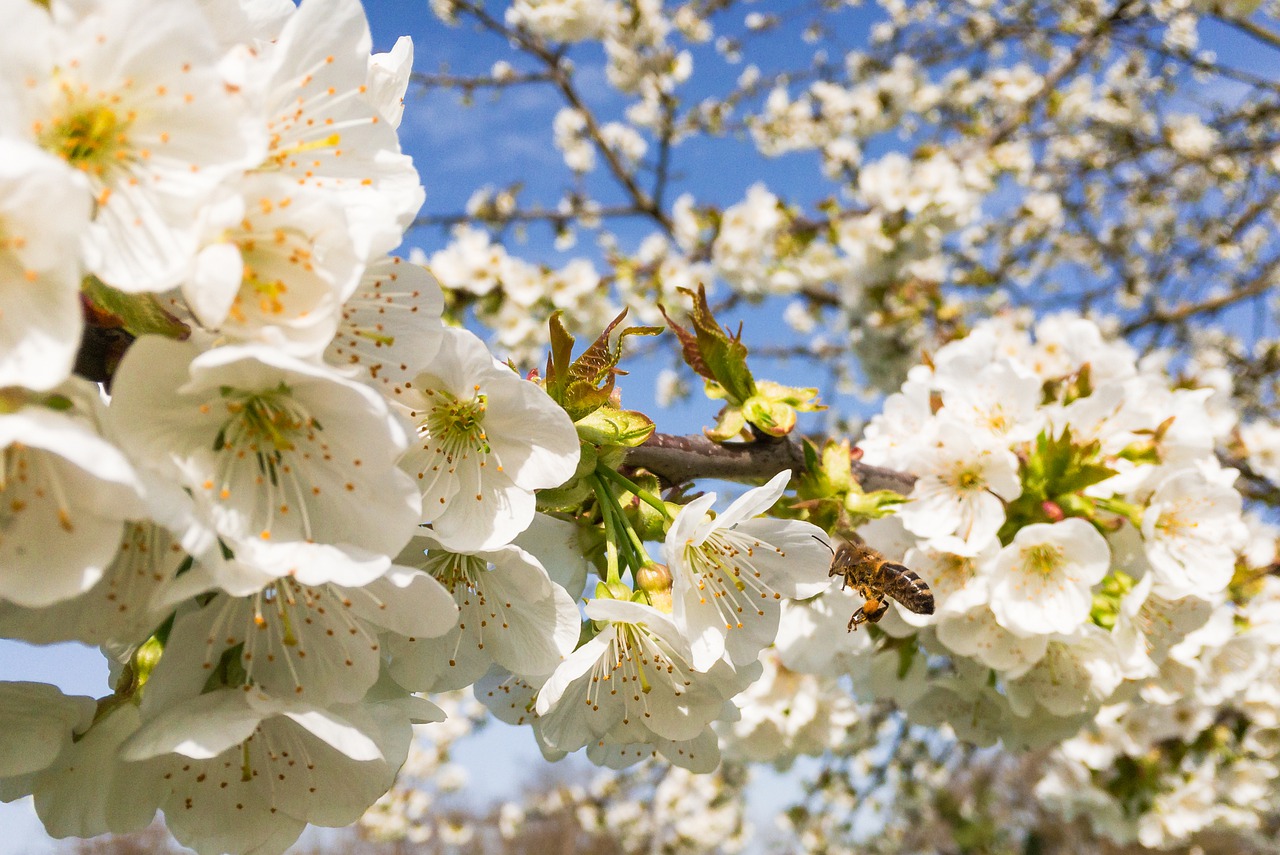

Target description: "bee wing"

left=880, top=562, right=935, bottom=615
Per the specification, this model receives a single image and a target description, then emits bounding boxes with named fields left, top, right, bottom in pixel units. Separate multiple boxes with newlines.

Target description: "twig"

left=624, top=432, right=917, bottom=493
left=411, top=70, right=556, bottom=89
left=1121, top=261, right=1279, bottom=334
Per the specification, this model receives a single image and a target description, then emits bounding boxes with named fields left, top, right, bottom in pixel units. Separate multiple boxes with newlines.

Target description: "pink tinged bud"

left=1041, top=500, right=1065, bottom=522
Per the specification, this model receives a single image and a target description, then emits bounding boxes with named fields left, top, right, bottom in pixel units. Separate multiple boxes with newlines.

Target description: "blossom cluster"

left=776, top=529, right=1280, bottom=854
left=8, top=0, right=1280, bottom=850
left=760, top=312, right=1248, bottom=752
left=369, top=736, right=752, bottom=854
left=0, top=5, right=860, bottom=851
left=0, top=1, right=588, bottom=852
left=1037, top=566, right=1280, bottom=848
left=469, top=471, right=834, bottom=774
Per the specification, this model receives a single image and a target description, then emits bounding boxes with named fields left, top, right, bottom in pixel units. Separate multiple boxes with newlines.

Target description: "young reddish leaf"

left=658, top=303, right=714, bottom=382
left=660, top=285, right=758, bottom=404
left=544, top=310, right=661, bottom=422
left=686, top=286, right=757, bottom=404
left=82, top=276, right=189, bottom=341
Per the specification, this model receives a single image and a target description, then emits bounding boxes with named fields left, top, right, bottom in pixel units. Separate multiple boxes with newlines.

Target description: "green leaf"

left=660, top=285, right=757, bottom=404
left=704, top=405, right=747, bottom=442
left=575, top=405, right=655, bottom=448
left=544, top=310, right=661, bottom=421
left=741, top=396, right=796, bottom=436
left=844, top=489, right=909, bottom=521
left=546, top=312, right=576, bottom=395
left=1054, top=462, right=1118, bottom=495
left=82, top=275, right=189, bottom=340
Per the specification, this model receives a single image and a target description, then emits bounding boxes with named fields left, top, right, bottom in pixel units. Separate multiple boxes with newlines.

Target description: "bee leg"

left=847, top=606, right=868, bottom=632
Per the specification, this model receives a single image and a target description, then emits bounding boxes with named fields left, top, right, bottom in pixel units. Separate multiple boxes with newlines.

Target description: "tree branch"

left=624, top=433, right=917, bottom=494
left=1122, top=260, right=1279, bottom=334
left=411, top=70, right=556, bottom=89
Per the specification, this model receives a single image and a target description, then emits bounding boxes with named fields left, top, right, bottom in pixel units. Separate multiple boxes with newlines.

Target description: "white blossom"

left=397, top=326, right=579, bottom=551
left=1141, top=467, right=1246, bottom=599
left=385, top=535, right=579, bottom=691
left=535, top=597, right=735, bottom=755
left=0, top=0, right=262, bottom=292
left=666, top=470, right=833, bottom=671
left=0, top=386, right=146, bottom=608
left=897, top=426, right=1022, bottom=554
left=0, top=141, right=91, bottom=391
left=988, top=519, right=1112, bottom=637
left=108, top=337, right=420, bottom=591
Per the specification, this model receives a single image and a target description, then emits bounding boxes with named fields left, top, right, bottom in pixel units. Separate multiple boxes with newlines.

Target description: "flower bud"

left=636, top=562, right=674, bottom=613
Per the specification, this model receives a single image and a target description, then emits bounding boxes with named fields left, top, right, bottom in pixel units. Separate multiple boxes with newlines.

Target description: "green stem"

left=596, top=464, right=674, bottom=521
left=593, top=476, right=623, bottom=585
left=1095, top=495, right=1143, bottom=528
left=591, top=472, right=655, bottom=577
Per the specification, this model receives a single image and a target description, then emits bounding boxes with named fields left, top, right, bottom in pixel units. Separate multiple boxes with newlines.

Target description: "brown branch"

left=981, top=1, right=1134, bottom=149
left=624, top=432, right=917, bottom=494
left=411, top=70, right=556, bottom=89
left=451, top=0, right=673, bottom=233
left=1122, top=261, right=1279, bottom=334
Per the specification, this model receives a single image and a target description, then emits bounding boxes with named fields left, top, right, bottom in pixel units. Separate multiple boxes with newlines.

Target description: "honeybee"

left=827, top=537, right=935, bottom=631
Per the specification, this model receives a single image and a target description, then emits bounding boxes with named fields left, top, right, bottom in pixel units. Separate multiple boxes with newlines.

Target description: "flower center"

left=1155, top=501, right=1199, bottom=540
left=427, top=551, right=487, bottom=594
left=953, top=466, right=985, bottom=492
left=936, top=553, right=972, bottom=586
left=234, top=264, right=290, bottom=321
left=39, top=99, right=131, bottom=179
left=214, top=383, right=315, bottom=483
left=422, top=389, right=489, bottom=459
left=1022, top=543, right=1063, bottom=576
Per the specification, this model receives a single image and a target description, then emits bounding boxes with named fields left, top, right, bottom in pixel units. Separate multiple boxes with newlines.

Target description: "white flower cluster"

left=0, top=2, right=583, bottom=853
left=469, top=472, right=833, bottom=773
left=750, top=55, right=940, bottom=169
left=426, top=224, right=623, bottom=366
left=469, top=761, right=749, bottom=855
left=778, top=313, right=1248, bottom=748
left=1038, top=564, right=1280, bottom=848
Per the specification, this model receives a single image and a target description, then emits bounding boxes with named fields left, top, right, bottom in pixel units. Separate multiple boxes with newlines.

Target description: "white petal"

left=281, top=709, right=383, bottom=762
left=349, top=566, right=458, bottom=638
left=712, top=469, right=791, bottom=531
left=123, top=691, right=264, bottom=761
left=0, top=682, right=95, bottom=777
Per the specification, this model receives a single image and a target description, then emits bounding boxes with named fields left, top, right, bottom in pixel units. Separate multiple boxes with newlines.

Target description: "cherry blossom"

left=535, top=597, right=735, bottom=755
left=108, top=337, right=420, bottom=589
left=0, top=388, right=146, bottom=608
left=0, top=141, right=90, bottom=391
left=397, top=326, right=580, bottom=550
left=385, top=534, right=580, bottom=691
left=665, top=470, right=833, bottom=671
left=1141, top=467, right=1247, bottom=600
left=0, top=0, right=262, bottom=292
left=988, top=519, right=1112, bottom=637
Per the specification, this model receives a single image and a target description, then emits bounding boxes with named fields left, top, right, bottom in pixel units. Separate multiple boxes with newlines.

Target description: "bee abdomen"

left=879, top=562, right=936, bottom=615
